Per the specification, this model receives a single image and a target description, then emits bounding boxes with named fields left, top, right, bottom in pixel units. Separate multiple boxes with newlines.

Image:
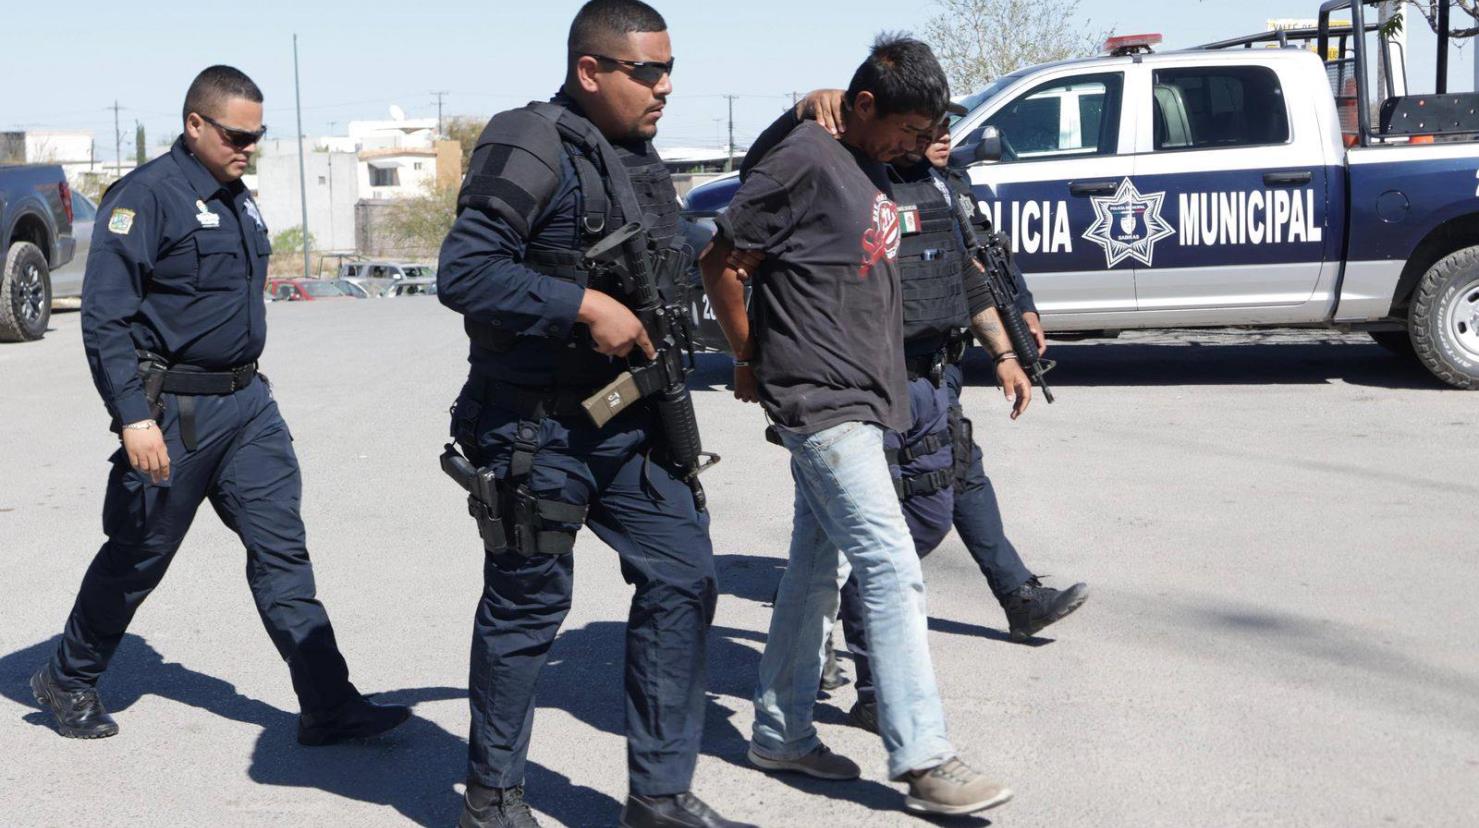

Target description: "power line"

left=110, top=101, right=123, bottom=176
left=431, top=91, right=449, bottom=136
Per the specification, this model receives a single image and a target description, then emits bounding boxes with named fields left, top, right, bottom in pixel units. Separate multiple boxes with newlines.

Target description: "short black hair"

left=182, top=65, right=262, bottom=126
left=844, top=33, right=950, bottom=122
left=568, top=0, right=667, bottom=59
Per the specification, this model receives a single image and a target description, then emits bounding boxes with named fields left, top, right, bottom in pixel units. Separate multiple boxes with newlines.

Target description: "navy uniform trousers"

left=840, top=360, right=1035, bottom=702
left=453, top=388, right=718, bottom=797
left=48, top=378, right=354, bottom=715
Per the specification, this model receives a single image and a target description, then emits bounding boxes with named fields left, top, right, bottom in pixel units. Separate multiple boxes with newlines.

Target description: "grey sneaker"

left=904, top=757, right=1013, bottom=816
left=746, top=743, right=861, bottom=780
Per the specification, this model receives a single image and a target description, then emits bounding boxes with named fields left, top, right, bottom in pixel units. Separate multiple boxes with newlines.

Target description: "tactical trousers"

left=49, top=378, right=355, bottom=715
left=840, top=362, right=1035, bottom=703
left=455, top=391, right=717, bottom=797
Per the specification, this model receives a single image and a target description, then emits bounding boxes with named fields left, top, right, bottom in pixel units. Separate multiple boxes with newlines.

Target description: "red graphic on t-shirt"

left=860, top=192, right=901, bottom=278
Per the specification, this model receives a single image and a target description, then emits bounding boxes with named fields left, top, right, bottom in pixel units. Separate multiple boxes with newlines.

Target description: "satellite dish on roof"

left=388, top=105, right=406, bottom=122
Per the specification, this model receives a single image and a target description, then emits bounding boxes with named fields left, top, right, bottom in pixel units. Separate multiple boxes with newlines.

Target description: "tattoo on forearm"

left=970, top=309, right=1010, bottom=354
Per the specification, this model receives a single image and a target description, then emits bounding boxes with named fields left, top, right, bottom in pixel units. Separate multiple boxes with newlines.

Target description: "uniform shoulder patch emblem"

left=108, top=208, right=136, bottom=235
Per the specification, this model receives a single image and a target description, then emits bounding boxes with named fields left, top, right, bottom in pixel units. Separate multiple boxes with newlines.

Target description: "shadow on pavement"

left=958, top=339, right=1445, bottom=390
left=0, top=635, right=617, bottom=827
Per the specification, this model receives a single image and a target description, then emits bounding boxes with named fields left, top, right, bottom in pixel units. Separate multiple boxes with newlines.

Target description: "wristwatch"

left=122, top=420, right=157, bottom=431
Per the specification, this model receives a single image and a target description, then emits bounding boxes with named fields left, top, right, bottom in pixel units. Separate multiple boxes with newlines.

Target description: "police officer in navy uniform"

left=436, top=4, right=748, bottom=827
left=739, top=94, right=1089, bottom=727
left=30, top=66, right=409, bottom=746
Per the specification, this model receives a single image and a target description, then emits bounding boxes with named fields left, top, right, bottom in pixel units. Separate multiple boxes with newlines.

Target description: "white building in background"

left=254, top=111, right=460, bottom=255
left=254, top=139, right=359, bottom=254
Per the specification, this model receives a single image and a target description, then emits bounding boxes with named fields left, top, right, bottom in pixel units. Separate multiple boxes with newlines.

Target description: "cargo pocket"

left=193, top=232, right=243, bottom=291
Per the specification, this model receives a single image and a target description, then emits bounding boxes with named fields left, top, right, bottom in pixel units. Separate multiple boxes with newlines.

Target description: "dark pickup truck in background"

left=0, top=163, right=76, bottom=341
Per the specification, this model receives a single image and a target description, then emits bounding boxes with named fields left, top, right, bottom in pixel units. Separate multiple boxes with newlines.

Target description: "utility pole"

left=724, top=94, right=737, bottom=172
left=431, top=91, right=449, bottom=137
left=110, top=100, right=122, bottom=177
left=294, top=34, right=311, bottom=280
left=791, top=91, right=800, bottom=107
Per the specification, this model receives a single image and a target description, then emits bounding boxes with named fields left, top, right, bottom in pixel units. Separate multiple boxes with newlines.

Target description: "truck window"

left=1151, top=66, right=1289, bottom=151
left=971, top=72, right=1123, bottom=162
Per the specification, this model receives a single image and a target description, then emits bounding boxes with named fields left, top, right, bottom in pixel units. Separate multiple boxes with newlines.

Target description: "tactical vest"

left=892, top=172, right=969, bottom=355
left=464, top=101, right=683, bottom=386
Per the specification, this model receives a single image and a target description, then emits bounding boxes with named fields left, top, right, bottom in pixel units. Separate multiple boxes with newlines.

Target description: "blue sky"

left=3, top=0, right=1474, bottom=163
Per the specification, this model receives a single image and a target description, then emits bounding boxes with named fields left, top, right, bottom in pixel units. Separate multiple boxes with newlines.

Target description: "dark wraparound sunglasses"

left=199, top=113, right=268, bottom=149
left=586, top=54, right=675, bottom=85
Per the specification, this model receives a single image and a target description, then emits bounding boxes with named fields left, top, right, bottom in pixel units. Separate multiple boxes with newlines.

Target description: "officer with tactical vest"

left=739, top=93, right=1090, bottom=729
left=435, top=3, right=747, bottom=828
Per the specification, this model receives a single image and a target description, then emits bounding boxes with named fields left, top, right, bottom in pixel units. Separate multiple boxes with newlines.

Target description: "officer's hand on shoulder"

left=796, top=89, right=846, bottom=136
left=121, top=422, right=171, bottom=484
left=995, top=358, right=1033, bottom=420
left=578, top=289, right=655, bottom=360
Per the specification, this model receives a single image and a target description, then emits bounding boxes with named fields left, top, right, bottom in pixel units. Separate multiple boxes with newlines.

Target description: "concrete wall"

left=255, top=140, right=359, bottom=254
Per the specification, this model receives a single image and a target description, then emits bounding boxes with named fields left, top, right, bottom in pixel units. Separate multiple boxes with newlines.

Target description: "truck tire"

left=1368, top=330, right=1416, bottom=359
left=1410, top=245, right=1479, bottom=389
left=0, top=241, right=53, bottom=342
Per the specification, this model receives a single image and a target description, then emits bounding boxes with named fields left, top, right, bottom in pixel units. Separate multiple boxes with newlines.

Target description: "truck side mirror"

left=974, top=126, right=1003, bottom=163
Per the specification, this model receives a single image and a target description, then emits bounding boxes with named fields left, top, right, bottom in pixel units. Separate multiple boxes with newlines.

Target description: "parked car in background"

left=48, top=191, right=97, bottom=303
left=333, top=278, right=371, bottom=299
left=0, top=163, right=75, bottom=341
left=266, top=278, right=361, bottom=302
left=336, top=261, right=435, bottom=281
left=380, top=277, right=437, bottom=297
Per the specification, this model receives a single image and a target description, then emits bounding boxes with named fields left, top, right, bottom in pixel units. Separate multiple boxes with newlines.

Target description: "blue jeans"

left=751, top=421, right=955, bottom=779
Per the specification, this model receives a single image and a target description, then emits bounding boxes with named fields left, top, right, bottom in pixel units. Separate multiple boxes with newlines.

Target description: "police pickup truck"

left=682, top=3, right=1479, bottom=389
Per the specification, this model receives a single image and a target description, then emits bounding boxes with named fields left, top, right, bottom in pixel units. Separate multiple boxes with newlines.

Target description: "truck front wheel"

left=0, top=241, right=53, bottom=342
left=1411, top=245, right=1479, bottom=389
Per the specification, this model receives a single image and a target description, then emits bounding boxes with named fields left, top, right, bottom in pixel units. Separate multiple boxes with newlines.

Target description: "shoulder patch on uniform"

left=107, top=208, right=135, bottom=235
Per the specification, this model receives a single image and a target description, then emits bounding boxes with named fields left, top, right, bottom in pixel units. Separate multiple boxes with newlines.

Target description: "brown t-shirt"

left=717, top=122, right=908, bottom=435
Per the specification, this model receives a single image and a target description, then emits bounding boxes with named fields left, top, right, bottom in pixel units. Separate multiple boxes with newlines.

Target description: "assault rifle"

left=580, top=221, right=719, bottom=508
left=953, top=198, right=1056, bottom=404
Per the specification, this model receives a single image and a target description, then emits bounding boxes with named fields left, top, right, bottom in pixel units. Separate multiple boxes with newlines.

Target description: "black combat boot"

left=459, top=783, right=542, bottom=828
left=1003, top=578, right=1089, bottom=642
left=847, top=699, right=879, bottom=734
left=31, top=666, right=119, bottom=739
left=619, top=792, right=758, bottom=828
left=297, top=693, right=411, bottom=746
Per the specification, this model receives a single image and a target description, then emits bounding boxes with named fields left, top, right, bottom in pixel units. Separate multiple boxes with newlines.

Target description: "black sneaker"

left=297, top=693, right=411, bottom=746
left=30, top=666, right=119, bottom=739
left=459, top=783, right=541, bottom=828
left=620, top=792, right=757, bottom=828
left=847, top=699, right=878, bottom=734
left=1004, top=578, right=1089, bottom=642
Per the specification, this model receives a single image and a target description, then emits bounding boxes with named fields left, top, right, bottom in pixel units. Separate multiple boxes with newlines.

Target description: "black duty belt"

left=473, top=377, right=604, bottom=420
left=135, top=352, right=259, bottom=452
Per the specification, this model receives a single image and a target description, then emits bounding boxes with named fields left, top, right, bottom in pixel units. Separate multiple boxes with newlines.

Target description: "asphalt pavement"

left=1, top=299, right=1475, bottom=827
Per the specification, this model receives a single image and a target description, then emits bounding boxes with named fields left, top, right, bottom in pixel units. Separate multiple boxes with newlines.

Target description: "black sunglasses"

left=587, top=54, right=675, bottom=85
left=199, top=113, right=267, bottom=149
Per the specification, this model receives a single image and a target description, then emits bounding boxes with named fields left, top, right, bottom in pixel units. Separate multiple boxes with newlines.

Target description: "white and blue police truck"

left=682, top=2, right=1479, bottom=389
